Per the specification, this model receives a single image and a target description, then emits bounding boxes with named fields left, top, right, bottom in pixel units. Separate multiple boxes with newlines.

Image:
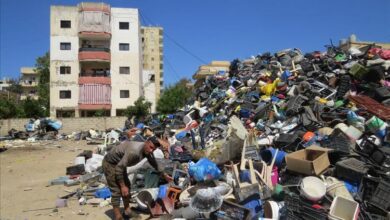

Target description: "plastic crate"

left=349, top=63, right=368, bottom=79
left=335, top=158, right=368, bottom=183
left=321, top=128, right=352, bottom=154
left=285, top=95, right=307, bottom=116
left=284, top=193, right=301, bottom=213
left=274, top=133, right=299, bottom=149
left=375, top=87, right=390, bottom=101
left=370, top=179, right=390, bottom=212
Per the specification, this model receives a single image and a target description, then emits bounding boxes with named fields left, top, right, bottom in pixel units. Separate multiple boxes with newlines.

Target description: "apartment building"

left=141, top=26, right=164, bottom=112
left=50, top=2, right=142, bottom=117
left=339, top=34, right=390, bottom=51
left=20, top=67, right=39, bottom=100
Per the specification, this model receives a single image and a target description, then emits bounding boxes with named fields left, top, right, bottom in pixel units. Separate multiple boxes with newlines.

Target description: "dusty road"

left=0, top=140, right=148, bottom=220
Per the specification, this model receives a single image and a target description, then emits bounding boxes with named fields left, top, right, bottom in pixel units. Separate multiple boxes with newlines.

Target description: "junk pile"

left=52, top=43, right=390, bottom=219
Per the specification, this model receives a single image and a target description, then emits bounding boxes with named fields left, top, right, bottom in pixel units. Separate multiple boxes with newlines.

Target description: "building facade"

left=50, top=2, right=142, bottom=117
left=141, top=26, right=163, bottom=112
left=339, top=34, right=390, bottom=51
left=20, top=67, right=39, bottom=100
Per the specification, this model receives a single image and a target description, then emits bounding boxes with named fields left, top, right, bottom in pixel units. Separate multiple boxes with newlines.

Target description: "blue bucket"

left=260, top=147, right=287, bottom=167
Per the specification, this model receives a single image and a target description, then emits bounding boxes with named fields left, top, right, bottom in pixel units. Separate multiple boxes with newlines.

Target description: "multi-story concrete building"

left=141, top=26, right=163, bottom=112
left=0, top=77, right=11, bottom=91
left=339, top=34, right=390, bottom=51
left=50, top=2, right=142, bottom=117
left=20, top=67, right=39, bottom=100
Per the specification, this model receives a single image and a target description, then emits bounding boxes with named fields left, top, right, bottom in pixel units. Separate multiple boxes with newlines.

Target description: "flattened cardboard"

left=285, top=145, right=330, bottom=175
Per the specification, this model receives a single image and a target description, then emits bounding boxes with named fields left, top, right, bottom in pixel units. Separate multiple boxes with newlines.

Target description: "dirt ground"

left=0, top=140, right=149, bottom=220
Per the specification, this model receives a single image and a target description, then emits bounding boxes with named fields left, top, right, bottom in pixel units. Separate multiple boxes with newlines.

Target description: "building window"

left=119, top=43, right=129, bottom=51
left=119, top=67, right=130, bottom=74
left=120, top=90, right=129, bottom=98
left=151, top=57, right=154, bottom=61
left=119, top=22, right=129, bottom=30
left=59, top=90, right=71, bottom=99
left=149, top=74, right=155, bottom=82
left=60, top=20, right=71, bottom=28
left=60, top=42, right=71, bottom=50
left=60, top=66, right=71, bottom=74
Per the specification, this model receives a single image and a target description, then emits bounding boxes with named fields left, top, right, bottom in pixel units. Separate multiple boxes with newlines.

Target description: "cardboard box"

left=285, top=145, right=330, bottom=175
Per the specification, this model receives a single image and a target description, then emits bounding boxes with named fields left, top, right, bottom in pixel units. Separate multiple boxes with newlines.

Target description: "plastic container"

left=94, top=187, right=111, bottom=199
left=300, top=176, right=326, bottom=202
left=329, top=196, right=359, bottom=220
left=135, top=188, right=159, bottom=210
left=335, top=158, right=368, bottom=183
left=263, top=201, right=284, bottom=219
left=74, top=156, right=86, bottom=165
left=370, top=179, right=390, bottom=212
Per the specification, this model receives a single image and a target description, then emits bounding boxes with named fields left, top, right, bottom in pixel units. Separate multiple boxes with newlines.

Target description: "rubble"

left=6, top=42, right=390, bottom=219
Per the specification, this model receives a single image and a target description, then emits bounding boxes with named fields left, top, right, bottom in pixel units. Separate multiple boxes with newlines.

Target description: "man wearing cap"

left=102, top=136, right=172, bottom=220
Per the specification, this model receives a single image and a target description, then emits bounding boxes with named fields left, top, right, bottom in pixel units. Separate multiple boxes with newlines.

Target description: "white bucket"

left=74, top=156, right=85, bottom=165
left=263, top=201, right=283, bottom=219
left=329, top=196, right=359, bottom=220
left=300, top=176, right=326, bottom=202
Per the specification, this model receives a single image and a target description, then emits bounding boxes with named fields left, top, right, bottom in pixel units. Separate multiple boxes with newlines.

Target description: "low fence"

left=0, top=117, right=127, bottom=136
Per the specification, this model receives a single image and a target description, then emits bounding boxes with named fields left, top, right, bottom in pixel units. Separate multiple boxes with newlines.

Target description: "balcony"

left=79, top=47, right=110, bottom=62
left=79, top=69, right=111, bottom=85
left=78, top=3, right=111, bottom=39
left=78, top=83, right=111, bottom=110
left=20, top=81, right=38, bottom=87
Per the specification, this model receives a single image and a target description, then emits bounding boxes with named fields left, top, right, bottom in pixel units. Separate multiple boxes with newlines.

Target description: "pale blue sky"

left=1, top=0, right=389, bottom=86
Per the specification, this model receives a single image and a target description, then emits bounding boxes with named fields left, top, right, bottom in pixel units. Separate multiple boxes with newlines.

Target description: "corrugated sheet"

left=79, top=84, right=111, bottom=104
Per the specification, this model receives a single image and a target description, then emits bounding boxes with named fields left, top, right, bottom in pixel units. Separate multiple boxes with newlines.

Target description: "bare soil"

left=0, top=140, right=149, bottom=220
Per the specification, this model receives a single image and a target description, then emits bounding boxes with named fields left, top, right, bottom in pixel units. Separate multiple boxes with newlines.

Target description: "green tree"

left=157, top=78, right=192, bottom=114
left=125, top=96, right=152, bottom=120
left=0, top=99, right=18, bottom=119
left=35, top=52, right=50, bottom=116
left=22, top=98, right=45, bottom=118
left=6, top=78, right=23, bottom=95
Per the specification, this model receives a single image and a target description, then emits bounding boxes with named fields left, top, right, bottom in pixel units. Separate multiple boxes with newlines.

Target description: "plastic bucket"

left=329, top=196, right=359, bottom=220
left=260, top=147, right=286, bottom=167
left=300, top=176, right=326, bottom=202
left=135, top=188, right=159, bottom=210
left=74, top=156, right=86, bottom=165
left=263, top=201, right=284, bottom=219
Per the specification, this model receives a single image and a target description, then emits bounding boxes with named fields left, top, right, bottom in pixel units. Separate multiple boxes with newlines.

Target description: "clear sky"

left=1, top=0, right=389, bottom=86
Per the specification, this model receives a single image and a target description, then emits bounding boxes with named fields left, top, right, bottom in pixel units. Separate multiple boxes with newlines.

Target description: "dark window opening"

left=60, top=66, right=71, bottom=74
left=119, top=43, right=129, bottom=51
left=60, top=20, right=71, bottom=28
left=120, top=90, right=129, bottom=98
left=59, top=90, right=71, bottom=99
left=60, top=42, right=71, bottom=50
left=119, top=22, right=129, bottom=30
left=119, top=67, right=130, bottom=74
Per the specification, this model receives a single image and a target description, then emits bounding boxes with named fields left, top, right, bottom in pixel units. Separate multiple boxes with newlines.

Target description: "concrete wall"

left=110, top=8, right=142, bottom=116
left=0, top=117, right=127, bottom=136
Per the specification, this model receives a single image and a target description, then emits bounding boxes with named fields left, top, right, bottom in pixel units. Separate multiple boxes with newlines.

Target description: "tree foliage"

left=157, top=78, right=193, bottom=114
left=6, top=79, right=23, bottom=95
left=35, top=52, right=50, bottom=116
left=22, top=98, right=45, bottom=118
left=125, top=96, right=152, bottom=120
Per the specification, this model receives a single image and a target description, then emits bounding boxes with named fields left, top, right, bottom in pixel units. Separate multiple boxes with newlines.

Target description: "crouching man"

left=102, top=136, right=171, bottom=220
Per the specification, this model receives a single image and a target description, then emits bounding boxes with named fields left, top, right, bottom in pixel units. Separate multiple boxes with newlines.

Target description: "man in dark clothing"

left=102, top=136, right=171, bottom=220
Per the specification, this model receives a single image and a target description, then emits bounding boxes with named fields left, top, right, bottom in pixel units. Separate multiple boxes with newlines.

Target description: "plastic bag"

left=188, top=158, right=221, bottom=182
left=85, top=154, right=104, bottom=173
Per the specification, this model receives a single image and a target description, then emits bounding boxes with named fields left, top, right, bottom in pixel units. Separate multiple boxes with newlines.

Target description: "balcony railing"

left=79, top=47, right=110, bottom=62
left=78, top=76, right=111, bottom=85
left=79, top=47, right=110, bottom=52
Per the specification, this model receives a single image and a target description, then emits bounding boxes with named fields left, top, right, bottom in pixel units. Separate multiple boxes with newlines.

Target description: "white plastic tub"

left=329, top=196, right=359, bottom=220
